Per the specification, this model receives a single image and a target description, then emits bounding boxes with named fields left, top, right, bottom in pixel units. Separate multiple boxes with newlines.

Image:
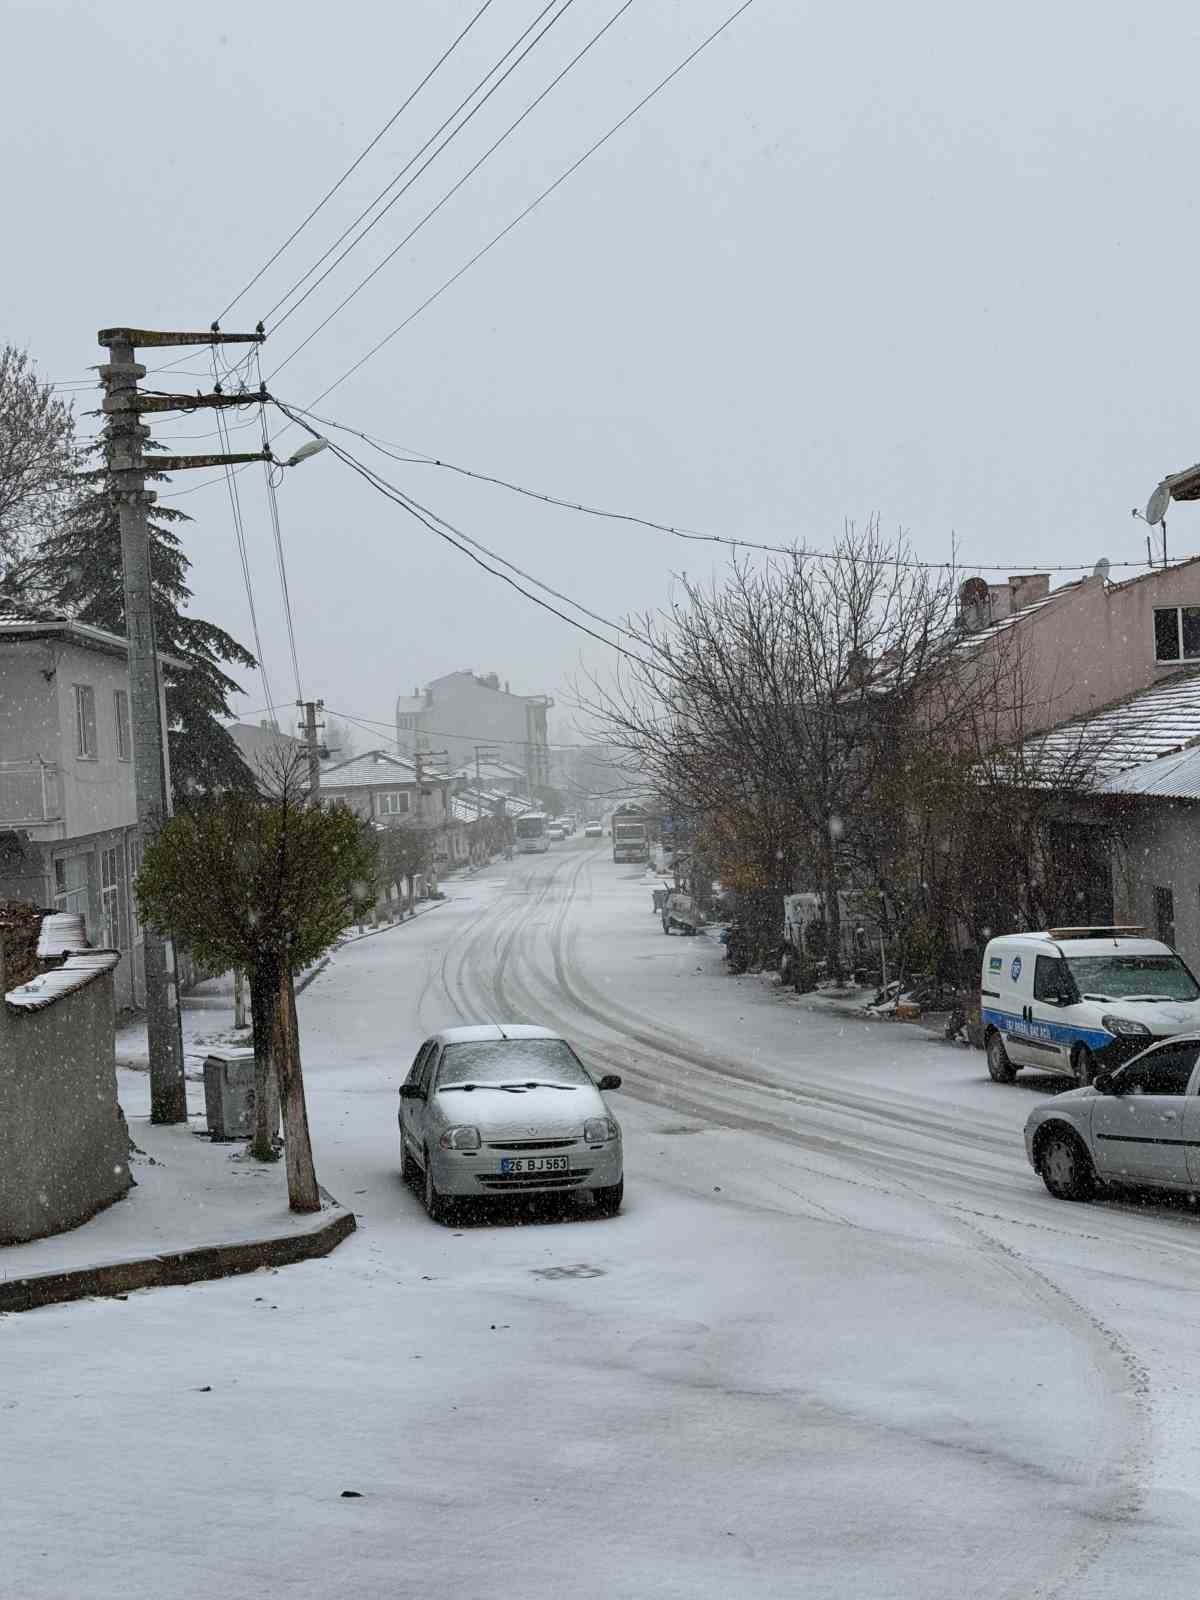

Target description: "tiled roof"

left=320, top=749, right=425, bottom=788
left=1024, top=666, right=1200, bottom=782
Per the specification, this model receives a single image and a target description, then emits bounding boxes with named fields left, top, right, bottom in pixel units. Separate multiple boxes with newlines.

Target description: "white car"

left=1025, top=1032, right=1200, bottom=1201
left=398, top=1025, right=624, bottom=1221
left=585, top=823, right=603, bottom=838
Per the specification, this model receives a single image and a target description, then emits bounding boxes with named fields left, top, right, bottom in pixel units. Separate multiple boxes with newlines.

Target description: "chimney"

left=1007, top=573, right=1050, bottom=613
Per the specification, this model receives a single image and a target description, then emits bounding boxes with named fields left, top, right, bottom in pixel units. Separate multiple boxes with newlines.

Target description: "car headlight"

left=584, top=1117, right=619, bottom=1144
left=1100, top=1014, right=1151, bottom=1038
left=439, top=1125, right=481, bottom=1151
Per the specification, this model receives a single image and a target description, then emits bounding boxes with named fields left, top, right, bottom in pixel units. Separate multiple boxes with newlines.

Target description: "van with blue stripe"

left=981, top=926, right=1200, bottom=1086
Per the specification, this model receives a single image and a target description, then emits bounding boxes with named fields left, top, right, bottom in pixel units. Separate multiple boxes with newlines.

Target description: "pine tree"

left=32, top=443, right=257, bottom=801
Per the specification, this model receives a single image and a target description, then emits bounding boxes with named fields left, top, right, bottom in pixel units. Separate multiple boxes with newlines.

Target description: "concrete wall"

left=1111, top=801, right=1200, bottom=974
left=400, top=671, right=551, bottom=787
left=0, top=951, right=131, bottom=1246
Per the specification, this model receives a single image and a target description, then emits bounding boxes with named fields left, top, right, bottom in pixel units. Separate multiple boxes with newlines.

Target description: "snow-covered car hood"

left=434, top=1081, right=606, bottom=1138
left=1127, top=1001, right=1200, bottom=1032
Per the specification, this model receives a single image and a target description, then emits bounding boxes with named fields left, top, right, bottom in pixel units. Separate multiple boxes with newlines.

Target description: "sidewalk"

left=0, top=1069, right=355, bottom=1315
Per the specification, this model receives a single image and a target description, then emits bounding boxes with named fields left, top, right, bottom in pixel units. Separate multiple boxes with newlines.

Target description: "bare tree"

left=0, top=347, right=77, bottom=581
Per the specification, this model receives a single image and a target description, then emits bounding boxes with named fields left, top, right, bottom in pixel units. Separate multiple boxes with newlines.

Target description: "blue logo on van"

left=1010, top=956, right=1022, bottom=982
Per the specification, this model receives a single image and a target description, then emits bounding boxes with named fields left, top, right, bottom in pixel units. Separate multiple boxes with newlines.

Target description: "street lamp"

left=283, top=437, right=330, bottom=468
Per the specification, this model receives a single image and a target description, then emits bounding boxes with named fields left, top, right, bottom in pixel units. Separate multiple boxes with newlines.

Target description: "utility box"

left=203, top=1048, right=256, bottom=1140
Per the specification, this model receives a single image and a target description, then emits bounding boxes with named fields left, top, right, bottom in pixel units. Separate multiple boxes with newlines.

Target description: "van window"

left=1066, top=952, right=1200, bottom=1002
left=1033, top=955, right=1073, bottom=1003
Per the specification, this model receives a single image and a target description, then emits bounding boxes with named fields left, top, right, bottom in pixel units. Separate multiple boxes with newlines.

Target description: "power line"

left=280, top=400, right=1160, bottom=576
left=320, top=706, right=590, bottom=754
left=255, top=351, right=303, bottom=702
left=283, top=415, right=664, bottom=672
left=302, top=0, right=760, bottom=410
left=268, top=0, right=636, bottom=380
left=210, top=351, right=277, bottom=722
left=216, top=0, right=498, bottom=323
left=264, top=0, right=570, bottom=331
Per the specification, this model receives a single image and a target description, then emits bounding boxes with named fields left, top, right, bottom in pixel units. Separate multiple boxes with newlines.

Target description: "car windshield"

left=437, top=1038, right=591, bottom=1088
left=1066, top=954, right=1200, bottom=1002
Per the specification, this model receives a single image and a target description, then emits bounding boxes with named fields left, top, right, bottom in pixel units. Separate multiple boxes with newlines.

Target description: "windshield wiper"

left=1081, top=993, right=1111, bottom=1003
left=438, top=1082, right=518, bottom=1093
left=498, top=1080, right=578, bottom=1091
left=1121, top=994, right=1177, bottom=1003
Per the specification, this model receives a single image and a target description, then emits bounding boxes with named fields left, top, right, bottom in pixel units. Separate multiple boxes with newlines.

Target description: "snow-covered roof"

left=36, top=912, right=90, bottom=960
left=0, top=604, right=186, bottom=670
left=319, top=749, right=447, bottom=788
left=1097, top=743, right=1200, bottom=800
left=5, top=949, right=120, bottom=1010
left=954, top=583, right=1083, bottom=653
left=1024, top=666, right=1200, bottom=783
left=450, top=786, right=518, bottom=823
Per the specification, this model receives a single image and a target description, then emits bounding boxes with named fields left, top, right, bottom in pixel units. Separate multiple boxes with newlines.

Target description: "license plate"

left=500, top=1155, right=570, bottom=1174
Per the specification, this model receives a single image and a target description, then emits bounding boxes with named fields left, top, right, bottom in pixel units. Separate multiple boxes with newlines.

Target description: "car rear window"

left=437, top=1038, right=591, bottom=1088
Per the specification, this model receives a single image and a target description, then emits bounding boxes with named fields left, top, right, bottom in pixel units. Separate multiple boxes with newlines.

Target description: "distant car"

left=398, top=1025, right=624, bottom=1221
left=1025, top=1032, right=1200, bottom=1201
left=585, top=823, right=602, bottom=838
left=547, top=823, right=568, bottom=841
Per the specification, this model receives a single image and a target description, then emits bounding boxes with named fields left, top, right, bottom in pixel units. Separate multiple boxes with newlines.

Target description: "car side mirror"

left=399, top=1083, right=424, bottom=1100
left=1093, top=1071, right=1115, bottom=1095
left=597, top=1073, right=622, bottom=1092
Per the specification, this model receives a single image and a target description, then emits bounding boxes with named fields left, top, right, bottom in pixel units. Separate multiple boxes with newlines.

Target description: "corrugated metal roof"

left=36, top=912, right=89, bottom=959
left=6, top=949, right=120, bottom=1010
left=1098, top=744, right=1200, bottom=799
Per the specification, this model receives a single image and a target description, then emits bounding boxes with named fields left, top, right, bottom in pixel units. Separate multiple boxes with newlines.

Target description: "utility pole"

left=99, top=325, right=269, bottom=1122
left=299, top=699, right=324, bottom=799
left=473, top=743, right=500, bottom=797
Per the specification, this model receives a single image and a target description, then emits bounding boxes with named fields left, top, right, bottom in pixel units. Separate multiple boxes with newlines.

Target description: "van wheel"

left=1037, top=1127, right=1096, bottom=1201
left=1072, top=1044, right=1097, bottom=1087
left=986, top=1030, right=1017, bottom=1083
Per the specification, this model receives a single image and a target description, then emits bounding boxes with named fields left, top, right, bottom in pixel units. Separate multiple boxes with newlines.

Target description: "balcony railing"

left=0, top=761, right=63, bottom=825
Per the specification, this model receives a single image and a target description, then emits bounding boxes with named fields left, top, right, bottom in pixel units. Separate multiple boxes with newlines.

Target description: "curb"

left=0, top=1200, right=357, bottom=1315
left=338, top=894, right=448, bottom=946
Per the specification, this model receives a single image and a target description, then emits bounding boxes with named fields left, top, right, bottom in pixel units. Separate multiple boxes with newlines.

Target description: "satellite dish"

left=1146, top=479, right=1171, bottom=526
left=1092, top=557, right=1110, bottom=582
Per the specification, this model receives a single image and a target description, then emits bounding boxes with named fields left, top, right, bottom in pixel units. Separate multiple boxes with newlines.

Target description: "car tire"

left=662, top=916, right=672, bottom=935
left=423, top=1149, right=454, bottom=1224
left=593, top=1179, right=623, bottom=1217
left=1072, top=1044, right=1097, bottom=1087
left=401, top=1136, right=419, bottom=1186
left=986, top=1030, right=1017, bottom=1083
left=1037, top=1127, right=1096, bottom=1202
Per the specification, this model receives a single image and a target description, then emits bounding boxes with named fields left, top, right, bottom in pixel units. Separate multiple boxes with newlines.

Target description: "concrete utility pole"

left=473, top=744, right=500, bottom=798
left=98, top=325, right=268, bottom=1123
left=299, top=699, right=324, bottom=799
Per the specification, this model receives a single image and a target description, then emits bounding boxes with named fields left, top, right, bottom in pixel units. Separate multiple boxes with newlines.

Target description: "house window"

left=74, top=684, right=97, bottom=758
left=114, top=688, right=131, bottom=760
left=1153, top=606, right=1200, bottom=663
left=1154, top=885, right=1176, bottom=947
left=100, top=846, right=127, bottom=949
left=54, top=853, right=92, bottom=933
left=378, top=791, right=410, bottom=816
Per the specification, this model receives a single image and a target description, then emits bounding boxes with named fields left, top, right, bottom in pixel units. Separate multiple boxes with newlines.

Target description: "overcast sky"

left=7, top=0, right=1200, bottom=746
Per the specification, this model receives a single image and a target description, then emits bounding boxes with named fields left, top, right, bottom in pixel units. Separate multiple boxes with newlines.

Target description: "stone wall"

left=0, top=945, right=131, bottom=1246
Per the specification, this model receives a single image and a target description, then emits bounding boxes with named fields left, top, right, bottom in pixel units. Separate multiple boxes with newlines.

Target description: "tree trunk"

left=824, top=830, right=844, bottom=984
left=247, top=961, right=281, bottom=1161
left=272, top=952, right=321, bottom=1213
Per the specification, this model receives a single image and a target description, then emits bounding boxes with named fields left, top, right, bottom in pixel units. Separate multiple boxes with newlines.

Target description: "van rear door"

left=985, top=945, right=1036, bottom=1065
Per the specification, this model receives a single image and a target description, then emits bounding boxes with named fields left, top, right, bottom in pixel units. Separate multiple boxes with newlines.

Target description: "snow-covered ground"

left=6, top=840, right=1200, bottom=1598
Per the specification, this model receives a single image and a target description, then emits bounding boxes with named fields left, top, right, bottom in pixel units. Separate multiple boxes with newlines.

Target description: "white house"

left=0, top=607, right=175, bottom=1010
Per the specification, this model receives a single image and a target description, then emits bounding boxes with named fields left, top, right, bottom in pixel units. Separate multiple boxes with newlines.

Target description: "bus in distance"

left=514, top=812, right=550, bottom=854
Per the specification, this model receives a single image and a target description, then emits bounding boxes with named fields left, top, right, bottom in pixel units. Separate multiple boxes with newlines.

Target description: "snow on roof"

left=36, top=912, right=90, bottom=960
left=1097, top=743, right=1200, bottom=800
left=1026, top=666, right=1200, bottom=782
left=319, top=749, right=435, bottom=788
left=954, top=584, right=1082, bottom=653
left=0, top=605, right=187, bottom=670
left=6, top=949, right=120, bottom=1010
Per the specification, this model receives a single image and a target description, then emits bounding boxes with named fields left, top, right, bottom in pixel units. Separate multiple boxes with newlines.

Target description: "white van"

left=981, top=926, right=1200, bottom=1085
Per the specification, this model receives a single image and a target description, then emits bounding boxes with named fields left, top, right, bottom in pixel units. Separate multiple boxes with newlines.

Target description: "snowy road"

left=7, top=841, right=1200, bottom=1598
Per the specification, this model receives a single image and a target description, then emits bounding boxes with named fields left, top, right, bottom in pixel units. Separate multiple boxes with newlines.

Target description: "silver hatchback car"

left=1025, top=1032, right=1200, bottom=1201
left=398, top=1024, right=624, bottom=1222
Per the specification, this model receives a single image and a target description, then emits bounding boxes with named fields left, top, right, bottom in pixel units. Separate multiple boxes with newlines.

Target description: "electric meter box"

left=203, top=1048, right=256, bottom=1140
